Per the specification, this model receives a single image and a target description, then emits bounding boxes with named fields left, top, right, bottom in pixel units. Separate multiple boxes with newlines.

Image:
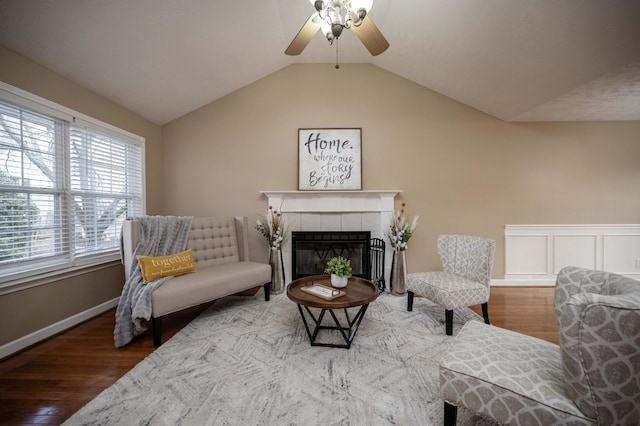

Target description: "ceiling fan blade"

left=352, top=16, right=389, bottom=56
left=285, top=13, right=321, bottom=56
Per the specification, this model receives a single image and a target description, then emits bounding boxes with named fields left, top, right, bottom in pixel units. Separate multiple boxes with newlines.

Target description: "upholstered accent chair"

left=440, top=266, right=640, bottom=425
left=406, top=234, right=496, bottom=335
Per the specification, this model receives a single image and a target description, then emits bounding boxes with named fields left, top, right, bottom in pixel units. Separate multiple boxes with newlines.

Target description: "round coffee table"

left=287, top=274, right=378, bottom=349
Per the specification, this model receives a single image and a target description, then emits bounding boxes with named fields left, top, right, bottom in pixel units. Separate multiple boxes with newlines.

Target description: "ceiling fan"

left=285, top=0, right=389, bottom=57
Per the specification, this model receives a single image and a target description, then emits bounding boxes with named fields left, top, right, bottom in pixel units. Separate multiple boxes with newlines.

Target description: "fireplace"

left=292, top=231, right=370, bottom=279
left=292, top=231, right=386, bottom=290
left=260, top=190, right=400, bottom=291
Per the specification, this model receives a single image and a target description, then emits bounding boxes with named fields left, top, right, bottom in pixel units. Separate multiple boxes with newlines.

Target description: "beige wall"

left=162, top=63, right=640, bottom=274
left=0, top=45, right=162, bottom=347
left=1, top=51, right=639, bottom=350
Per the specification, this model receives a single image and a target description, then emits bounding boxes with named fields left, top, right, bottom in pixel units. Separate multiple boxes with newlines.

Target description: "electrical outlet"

left=636, top=259, right=640, bottom=269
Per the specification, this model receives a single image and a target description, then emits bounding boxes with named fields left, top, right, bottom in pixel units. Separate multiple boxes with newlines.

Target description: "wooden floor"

left=0, top=286, right=558, bottom=425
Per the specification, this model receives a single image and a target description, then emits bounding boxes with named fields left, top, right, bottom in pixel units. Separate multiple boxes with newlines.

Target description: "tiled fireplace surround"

left=260, top=190, right=400, bottom=287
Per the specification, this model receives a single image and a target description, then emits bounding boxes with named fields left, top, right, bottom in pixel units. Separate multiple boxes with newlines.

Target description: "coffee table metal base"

left=296, top=303, right=370, bottom=349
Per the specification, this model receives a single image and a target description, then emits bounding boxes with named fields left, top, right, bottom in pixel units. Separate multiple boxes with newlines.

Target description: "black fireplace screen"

left=292, top=231, right=386, bottom=291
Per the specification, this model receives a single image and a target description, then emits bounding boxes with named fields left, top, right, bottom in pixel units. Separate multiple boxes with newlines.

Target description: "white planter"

left=331, top=274, right=349, bottom=288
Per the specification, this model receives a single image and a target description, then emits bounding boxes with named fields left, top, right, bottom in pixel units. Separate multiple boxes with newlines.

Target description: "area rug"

left=64, top=292, right=495, bottom=425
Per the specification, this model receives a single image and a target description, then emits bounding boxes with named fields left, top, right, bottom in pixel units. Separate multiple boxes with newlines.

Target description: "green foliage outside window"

left=0, top=171, right=40, bottom=261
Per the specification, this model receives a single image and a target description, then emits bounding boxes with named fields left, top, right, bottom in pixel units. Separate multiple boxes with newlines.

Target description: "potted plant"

left=325, top=256, right=352, bottom=288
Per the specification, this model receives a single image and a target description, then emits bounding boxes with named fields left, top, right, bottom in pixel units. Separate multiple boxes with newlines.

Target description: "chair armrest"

left=234, top=216, right=250, bottom=262
left=559, top=290, right=640, bottom=423
left=121, top=219, right=141, bottom=281
left=554, top=266, right=609, bottom=321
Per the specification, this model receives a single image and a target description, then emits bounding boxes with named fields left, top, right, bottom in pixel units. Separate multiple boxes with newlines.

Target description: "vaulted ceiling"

left=1, top=0, right=639, bottom=125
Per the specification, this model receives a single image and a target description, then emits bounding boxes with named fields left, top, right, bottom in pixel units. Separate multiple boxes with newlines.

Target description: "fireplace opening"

left=292, top=231, right=370, bottom=279
left=292, top=231, right=386, bottom=291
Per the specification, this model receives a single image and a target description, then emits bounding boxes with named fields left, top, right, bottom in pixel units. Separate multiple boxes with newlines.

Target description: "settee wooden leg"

left=445, top=310, right=453, bottom=335
left=264, top=282, right=271, bottom=301
left=407, top=291, right=414, bottom=311
left=444, top=401, right=458, bottom=426
left=482, top=302, right=490, bottom=325
left=152, top=316, right=163, bottom=347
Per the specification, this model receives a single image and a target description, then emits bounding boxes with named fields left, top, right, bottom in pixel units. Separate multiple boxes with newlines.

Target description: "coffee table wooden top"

left=287, top=275, right=378, bottom=310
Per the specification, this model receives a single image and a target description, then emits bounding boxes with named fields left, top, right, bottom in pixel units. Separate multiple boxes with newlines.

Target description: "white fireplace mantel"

left=259, top=190, right=401, bottom=213
left=259, top=190, right=402, bottom=287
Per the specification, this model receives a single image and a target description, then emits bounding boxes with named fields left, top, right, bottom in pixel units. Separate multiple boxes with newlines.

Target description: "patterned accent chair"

left=440, top=266, right=640, bottom=425
left=406, top=235, right=496, bottom=335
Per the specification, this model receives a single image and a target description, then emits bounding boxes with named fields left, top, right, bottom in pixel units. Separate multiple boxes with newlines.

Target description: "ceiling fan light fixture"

left=318, top=18, right=332, bottom=39
left=311, top=0, right=373, bottom=43
left=331, top=23, right=344, bottom=38
left=350, top=9, right=367, bottom=27
left=286, top=0, right=388, bottom=57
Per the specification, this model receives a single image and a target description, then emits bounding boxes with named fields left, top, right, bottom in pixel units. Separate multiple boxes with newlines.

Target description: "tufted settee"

left=122, top=216, right=272, bottom=346
left=440, top=266, right=640, bottom=425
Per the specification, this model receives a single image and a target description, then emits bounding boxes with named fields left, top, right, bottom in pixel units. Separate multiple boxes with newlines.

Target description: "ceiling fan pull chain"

left=335, top=37, right=340, bottom=69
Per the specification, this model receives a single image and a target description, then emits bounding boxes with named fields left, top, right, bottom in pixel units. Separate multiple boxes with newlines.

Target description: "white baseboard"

left=0, top=297, right=119, bottom=360
left=491, top=278, right=555, bottom=287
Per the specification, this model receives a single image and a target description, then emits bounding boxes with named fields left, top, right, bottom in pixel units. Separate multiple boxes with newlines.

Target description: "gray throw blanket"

left=114, top=215, right=193, bottom=348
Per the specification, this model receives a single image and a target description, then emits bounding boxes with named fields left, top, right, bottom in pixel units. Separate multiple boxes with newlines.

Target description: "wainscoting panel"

left=505, top=235, right=549, bottom=276
left=502, top=225, right=640, bottom=285
left=603, top=235, right=640, bottom=275
left=553, top=235, right=598, bottom=273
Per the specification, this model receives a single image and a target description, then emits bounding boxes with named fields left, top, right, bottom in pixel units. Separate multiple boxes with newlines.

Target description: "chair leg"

left=152, top=316, right=163, bottom=347
left=444, top=401, right=458, bottom=426
left=481, top=302, right=490, bottom=325
left=407, top=291, right=414, bottom=311
left=445, top=309, right=453, bottom=335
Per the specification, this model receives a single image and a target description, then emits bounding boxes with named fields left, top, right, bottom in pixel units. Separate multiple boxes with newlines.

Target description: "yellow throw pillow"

left=136, top=249, right=197, bottom=284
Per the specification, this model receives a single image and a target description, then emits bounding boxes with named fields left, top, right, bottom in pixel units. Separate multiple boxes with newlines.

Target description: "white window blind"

left=69, top=126, right=143, bottom=256
left=0, top=84, right=144, bottom=286
left=0, top=103, right=67, bottom=267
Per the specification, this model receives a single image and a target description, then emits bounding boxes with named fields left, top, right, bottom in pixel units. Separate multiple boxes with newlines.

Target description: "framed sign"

left=298, top=128, right=362, bottom=190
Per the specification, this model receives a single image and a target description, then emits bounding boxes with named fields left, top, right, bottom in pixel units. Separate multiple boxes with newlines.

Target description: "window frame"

left=0, top=82, right=146, bottom=294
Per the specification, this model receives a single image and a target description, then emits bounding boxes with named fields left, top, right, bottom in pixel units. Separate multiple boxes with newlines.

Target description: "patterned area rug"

left=64, top=292, right=495, bottom=425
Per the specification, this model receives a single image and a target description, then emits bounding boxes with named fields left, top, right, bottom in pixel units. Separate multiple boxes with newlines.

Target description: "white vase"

left=330, top=274, right=348, bottom=288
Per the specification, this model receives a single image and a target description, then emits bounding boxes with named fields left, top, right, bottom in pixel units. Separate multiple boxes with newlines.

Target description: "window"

left=0, top=83, right=144, bottom=286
